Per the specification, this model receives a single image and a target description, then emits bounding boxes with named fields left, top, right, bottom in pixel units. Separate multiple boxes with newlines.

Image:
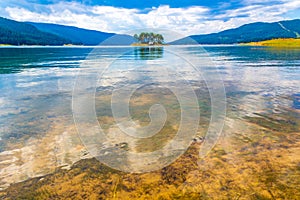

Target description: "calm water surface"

left=0, top=46, right=299, bottom=150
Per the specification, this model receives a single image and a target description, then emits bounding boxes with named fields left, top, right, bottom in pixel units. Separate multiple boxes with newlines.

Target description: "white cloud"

left=2, top=0, right=300, bottom=40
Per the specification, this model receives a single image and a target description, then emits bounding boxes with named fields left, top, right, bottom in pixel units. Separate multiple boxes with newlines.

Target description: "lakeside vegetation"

left=132, top=32, right=165, bottom=46
left=243, top=38, right=300, bottom=47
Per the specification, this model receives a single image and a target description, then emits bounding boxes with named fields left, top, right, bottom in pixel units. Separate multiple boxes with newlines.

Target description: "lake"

left=0, top=46, right=299, bottom=197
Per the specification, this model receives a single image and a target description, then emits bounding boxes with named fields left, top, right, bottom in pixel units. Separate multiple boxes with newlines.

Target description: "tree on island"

left=133, top=32, right=164, bottom=45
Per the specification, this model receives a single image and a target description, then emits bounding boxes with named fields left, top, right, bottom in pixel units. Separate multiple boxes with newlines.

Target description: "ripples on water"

left=0, top=45, right=299, bottom=199
left=0, top=46, right=299, bottom=148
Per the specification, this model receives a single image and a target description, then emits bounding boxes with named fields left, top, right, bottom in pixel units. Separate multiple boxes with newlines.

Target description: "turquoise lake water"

left=0, top=46, right=299, bottom=151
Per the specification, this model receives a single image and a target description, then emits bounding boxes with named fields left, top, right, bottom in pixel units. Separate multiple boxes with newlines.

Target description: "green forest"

left=0, top=17, right=70, bottom=45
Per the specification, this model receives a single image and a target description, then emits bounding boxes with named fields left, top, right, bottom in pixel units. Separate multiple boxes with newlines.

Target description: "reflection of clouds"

left=16, top=81, right=46, bottom=88
left=0, top=98, right=5, bottom=107
left=0, top=97, right=23, bottom=117
left=241, top=66, right=281, bottom=92
left=215, top=54, right=300, bottom=115
left=0, top=67, right=80, bottom=142
left=73, top=46, right=206, bottom=173
left=20, top=60, right=84, bottom=67
left=56, top=68, right=79, bottom=92
left=14, top=67, right=80, bottom=92
left=98, top=69, right=128, bottom=87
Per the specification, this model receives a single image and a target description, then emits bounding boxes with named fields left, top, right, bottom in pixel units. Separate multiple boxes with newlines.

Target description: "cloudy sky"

left=1, top=0, right=300, bottom=36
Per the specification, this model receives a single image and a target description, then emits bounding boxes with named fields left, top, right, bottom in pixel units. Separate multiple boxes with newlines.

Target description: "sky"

left=0, top=0, right=300, bottom=37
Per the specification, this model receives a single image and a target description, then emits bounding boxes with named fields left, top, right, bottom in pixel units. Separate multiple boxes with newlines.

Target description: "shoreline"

left=130, top=43, right=169, bottom=47
left=240, top=38, right=300, bottom=48
left=2, top=40, right=300, bottom=48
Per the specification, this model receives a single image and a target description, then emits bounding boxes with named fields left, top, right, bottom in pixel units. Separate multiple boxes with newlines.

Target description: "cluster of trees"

left=133, top=32, right=164, bottom=45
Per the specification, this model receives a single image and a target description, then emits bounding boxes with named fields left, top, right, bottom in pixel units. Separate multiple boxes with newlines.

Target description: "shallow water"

left=0, top=45, right=299, bottom=189
left=0, top=46, right=298, bottom=143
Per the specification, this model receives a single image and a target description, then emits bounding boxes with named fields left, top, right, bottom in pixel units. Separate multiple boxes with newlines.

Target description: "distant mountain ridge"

left=0, top=17, right=70, bottom=45
left=26, top=22, right=114, bottom=45
left=26, top=22, right=134, bottom=45
left=0, top=17, right=134, bottom=45
left=170, top=19, right=300, bottom=45
left=1, top=16, right=299, bottom=46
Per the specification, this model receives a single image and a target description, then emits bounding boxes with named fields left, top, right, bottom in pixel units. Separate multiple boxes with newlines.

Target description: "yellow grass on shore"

left=242, top=38, right=300, bottom=47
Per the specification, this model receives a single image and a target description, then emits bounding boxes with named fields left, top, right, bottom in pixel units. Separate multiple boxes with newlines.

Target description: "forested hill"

left=0, top=17, right=71, bottom=45
left=2, top=16, right=299, bottom=46
left=27, top=22, right=115, bottom=45
left=170, top=19, right=300, bottom=45
left=0, top=17, right=134, bottom=45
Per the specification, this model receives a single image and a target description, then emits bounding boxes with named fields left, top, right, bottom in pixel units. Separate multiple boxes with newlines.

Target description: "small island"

left=132, top=32, right=166, bottom=46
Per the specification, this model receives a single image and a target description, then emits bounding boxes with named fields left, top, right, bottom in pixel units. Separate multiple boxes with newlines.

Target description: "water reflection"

left=292, top=93, right=300, bottom=109
left=134, top=47, right=164, bottom=60
left=0, top=45, right=299, bottom=192
left=201, top=46, right=300, bottom=62
left=0, top=47, right=91, bottom=74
